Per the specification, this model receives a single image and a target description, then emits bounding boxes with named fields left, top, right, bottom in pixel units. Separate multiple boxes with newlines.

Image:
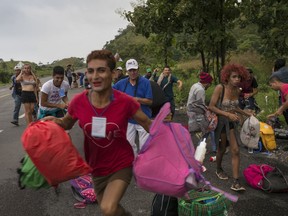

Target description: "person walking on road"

left=152, top=66, right=182, bottom=118
left=113, top=66, right=127, bottom=84
left=209, top=64, right=251, bottom=192
left=77, top=71, right=85, bottom=87
left=16, top=63, right=38, bottom=126
left=43, top=50, right=152, bottom=216
left=38, top=66, right=70, bottom=119
left=113, top=59, right=153, bottom=156
left=144, top=68, right=152, bottom=79
left=187, top=71, right=214, bottom=147
left=65, top=64, right=73, bottom=88
left=10, top=66, right=22, bottom=126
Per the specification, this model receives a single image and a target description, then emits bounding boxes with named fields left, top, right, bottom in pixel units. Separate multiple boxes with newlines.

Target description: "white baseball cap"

left=126, top=59, right=139, bottom=71
left=14, top=66, right=21, bottom=70
left=116, top=66, right=123, bottom=71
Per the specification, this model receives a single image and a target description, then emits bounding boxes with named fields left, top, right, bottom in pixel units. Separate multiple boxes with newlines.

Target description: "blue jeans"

left=79, top=74, right=85, bottom=86
left=203, top=131, right=217, bottom=152
left=12, top=93, right=21, bottom=122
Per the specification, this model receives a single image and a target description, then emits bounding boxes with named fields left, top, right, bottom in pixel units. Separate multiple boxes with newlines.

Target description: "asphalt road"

left=0, top=79, right=288, bottom=216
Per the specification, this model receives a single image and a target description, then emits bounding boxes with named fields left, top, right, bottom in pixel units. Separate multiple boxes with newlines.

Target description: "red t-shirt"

left=68, top=89, right=140, bottom=176
left=281, top=83, right=288, bottom=104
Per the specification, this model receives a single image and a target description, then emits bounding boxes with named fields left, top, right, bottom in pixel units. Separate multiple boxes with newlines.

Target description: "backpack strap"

left=217, top=84, right=225, bottom=107
left=169, top=124, right=202, bottom=176
left=149, top=102, right=171, bottom=136
left=139, top=102, right=171, bottom=153
left=221, top=84, right=225, bottom=103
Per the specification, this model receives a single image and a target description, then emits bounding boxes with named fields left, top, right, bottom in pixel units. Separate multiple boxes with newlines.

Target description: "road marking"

left=19, top=114, right=25, bottom=119
left=0, top=94, right=10, bottom=99
left=0, top=130, right=3, bottom=133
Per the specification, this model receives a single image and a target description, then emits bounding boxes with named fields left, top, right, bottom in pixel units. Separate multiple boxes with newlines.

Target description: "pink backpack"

left=243, top=164, right=274, bottom=189
left=134, top=103, right=238, bottom=201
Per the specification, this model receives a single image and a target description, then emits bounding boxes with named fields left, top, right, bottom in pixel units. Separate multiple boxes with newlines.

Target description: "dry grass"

left=228, top=51, right=274, bottom=83
left=177, top=59, right=202, bottom=71
left=177, top=51, right=274, bottom=83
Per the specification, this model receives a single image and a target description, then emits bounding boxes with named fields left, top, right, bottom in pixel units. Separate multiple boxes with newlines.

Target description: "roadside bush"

left=0, top=72, right=12, bottom=83
left=254, top=89, right=284, bottom=123
left=257, top=83, right=271, bottom=92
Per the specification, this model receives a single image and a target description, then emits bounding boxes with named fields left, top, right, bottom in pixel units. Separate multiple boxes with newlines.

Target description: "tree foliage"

left=123, top=0, right=242, bottom=81
left=124, top=0, right=182, bottom=65
left=175, top=0, right=240, bottom=78
left=104, top=26, right=151, bottom=64
left=240, top=0, right=288, bottom=58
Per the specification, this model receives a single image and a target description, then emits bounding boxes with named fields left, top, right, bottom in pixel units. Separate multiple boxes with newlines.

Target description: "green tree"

left=124, top=0, right=182, bottom=65
left=104, top=26, right=150, bottom=64
left=175, top=0, right=240, bottom=80
left=240, top=0, right=288, bottom=58
left=124, top=0, right=241, bottom=81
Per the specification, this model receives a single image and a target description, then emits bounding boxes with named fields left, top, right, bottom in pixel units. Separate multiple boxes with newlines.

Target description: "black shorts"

left=21, top=91, right=37, bottom=103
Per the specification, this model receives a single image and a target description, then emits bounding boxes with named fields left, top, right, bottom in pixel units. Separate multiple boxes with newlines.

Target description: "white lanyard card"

left=91, top=117, right=106, bottom=138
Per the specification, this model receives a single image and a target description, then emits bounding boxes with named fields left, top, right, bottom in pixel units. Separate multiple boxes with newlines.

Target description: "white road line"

left=19, top=114, right=25, bottom=119
left=0, top=130, right=3, bottom=133
left=0, top=94, right=10, bottom=99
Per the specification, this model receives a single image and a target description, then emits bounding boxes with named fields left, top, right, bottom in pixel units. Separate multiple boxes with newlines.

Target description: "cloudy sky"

left=0, top=0, right=135, bottom=64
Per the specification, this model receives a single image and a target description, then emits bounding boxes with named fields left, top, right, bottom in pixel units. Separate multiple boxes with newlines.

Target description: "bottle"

left=209, top=156, right=216, bottom=162
left=194, top=138, right=207, bottom=163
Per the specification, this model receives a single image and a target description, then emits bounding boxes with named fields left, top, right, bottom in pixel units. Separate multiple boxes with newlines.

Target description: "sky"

left=0, top=0, right=135, bottom=64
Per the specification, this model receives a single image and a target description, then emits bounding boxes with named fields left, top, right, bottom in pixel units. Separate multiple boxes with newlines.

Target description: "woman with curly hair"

left=209, top=64, right=251, bottom=192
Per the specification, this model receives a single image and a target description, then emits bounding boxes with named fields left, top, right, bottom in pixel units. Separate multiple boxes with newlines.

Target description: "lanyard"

left=88, top=90, right=114, bottom=117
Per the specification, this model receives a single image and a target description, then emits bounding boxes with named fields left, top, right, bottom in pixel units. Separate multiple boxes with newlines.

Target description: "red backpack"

left=22, top=121, right=92, bottom=186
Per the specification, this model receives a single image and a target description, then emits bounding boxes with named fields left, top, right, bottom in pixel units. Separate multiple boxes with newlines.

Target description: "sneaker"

left=216, top=170, right=228, bottom=180
left=231, top=181, right=246, bottom=192
left=11, top=121, right=19, bottom=126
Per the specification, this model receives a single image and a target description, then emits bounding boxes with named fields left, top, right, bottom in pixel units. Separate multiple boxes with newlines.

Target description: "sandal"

left=216, top=170, right=228, bottom=180
left=231, top=180, right=246, bottom=192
